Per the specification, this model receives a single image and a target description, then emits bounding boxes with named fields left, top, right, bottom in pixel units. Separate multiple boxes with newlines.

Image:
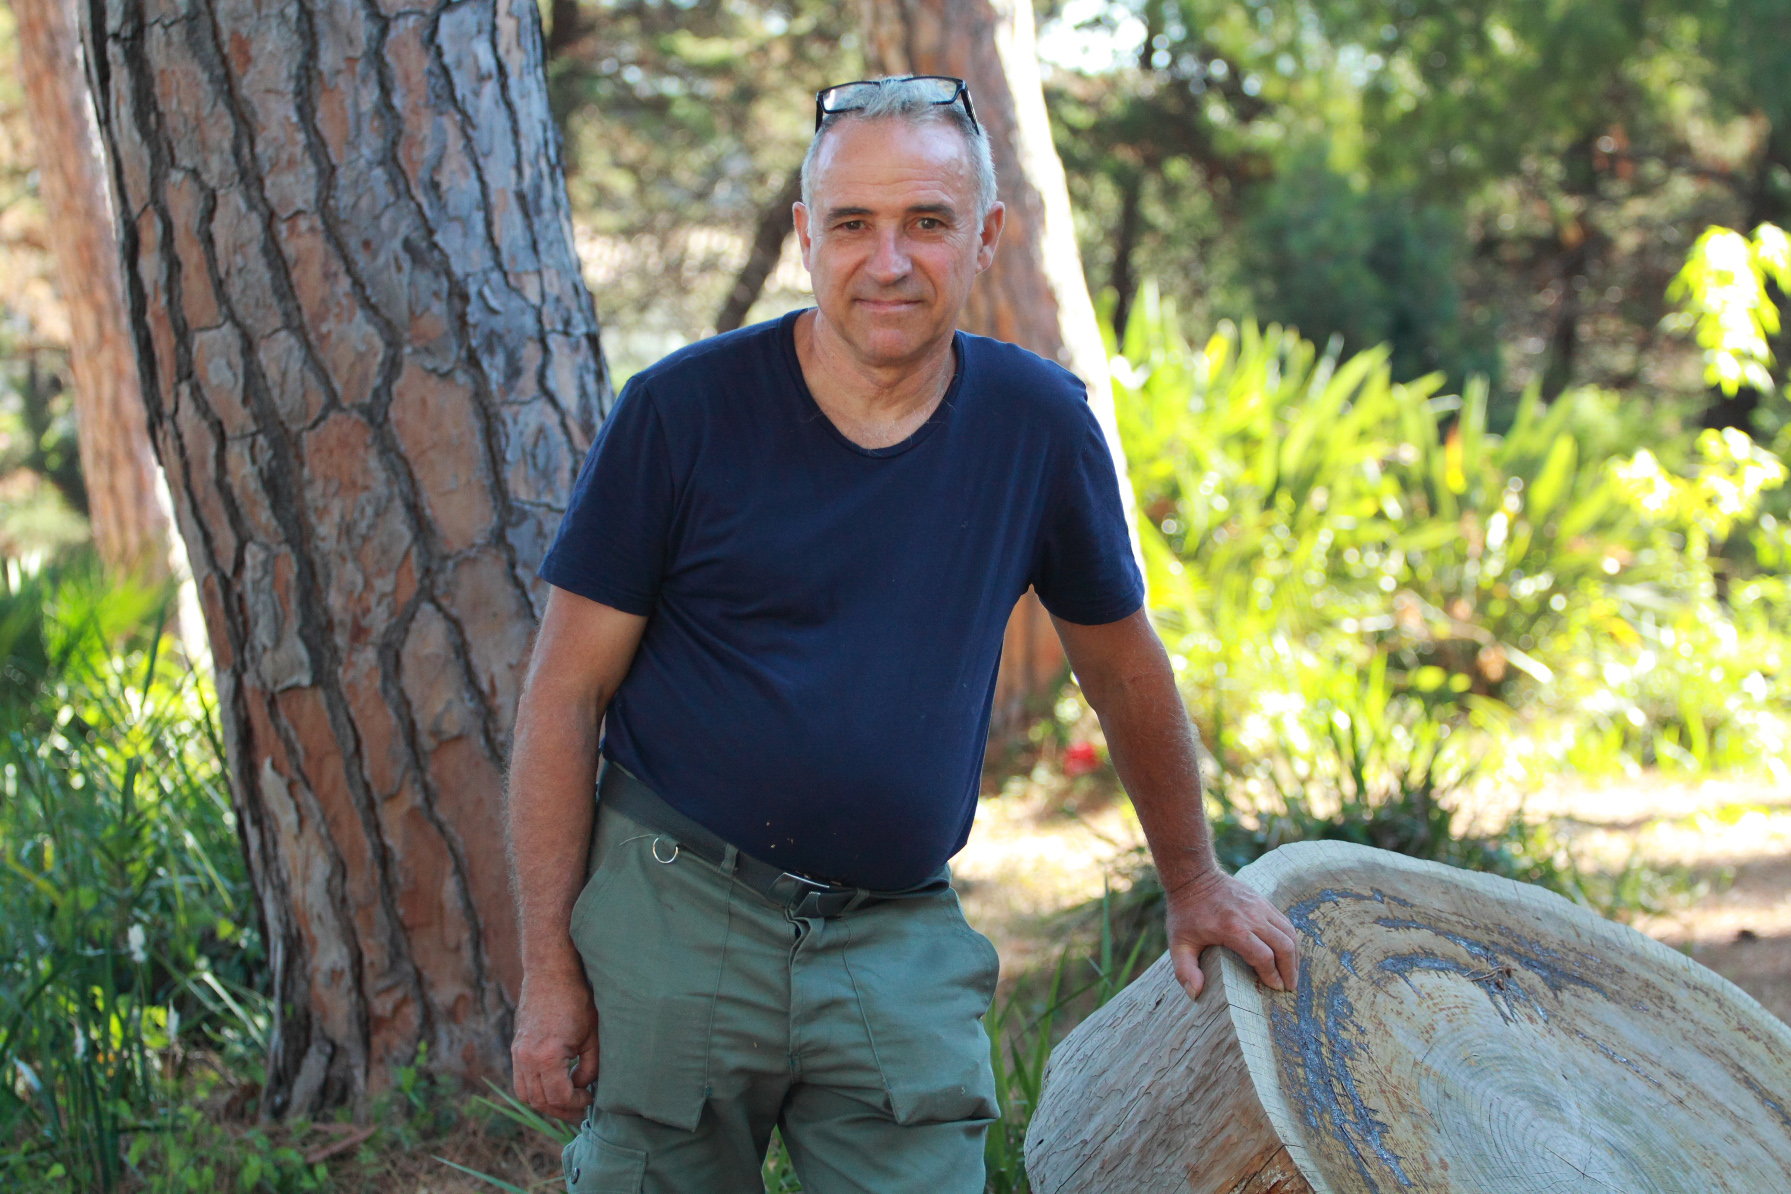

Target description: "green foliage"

left=1046, top=0, right=1787, bottom=410
left=0, top=344, right=90, bottom=562
left=0, top=562, right=259, bottom=1191
left=1243, top=152, right=1499, bottom=388
left=1108, top=280, right=1790, bottom=911
left=1666, top=222, right=1791, bottom=399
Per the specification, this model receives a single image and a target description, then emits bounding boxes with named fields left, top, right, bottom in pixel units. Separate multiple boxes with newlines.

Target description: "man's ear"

left=976, top=201, right=1006, bottom=273
left=794, top=202, right=813, bottom=271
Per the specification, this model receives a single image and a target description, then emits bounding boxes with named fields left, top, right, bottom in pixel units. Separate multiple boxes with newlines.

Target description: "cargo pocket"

left=562, top=1124, right=646, bottom=1193
left=570, top=812, right=730, bottom=1132
left=848, top=890, right=1001, bottom=1126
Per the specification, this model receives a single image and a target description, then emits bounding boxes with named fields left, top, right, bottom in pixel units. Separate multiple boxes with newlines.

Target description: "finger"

left=1258, top=923, right=1298, bottom=992
left=540, top=1054, right=578, bottom=1113
left=516, top=1061, right=549, bottom=1117
left=1269, top=903, right=1297, bottom=942
left=1170, top=939, right=1205, bottom=999
left=1230, top=930, right=1282, bottom=991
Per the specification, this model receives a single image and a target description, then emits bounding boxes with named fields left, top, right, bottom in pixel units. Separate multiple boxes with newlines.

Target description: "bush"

left=1113, top=283, right=1790, bottom=792
left=0, top=562, right=262, bottom=1191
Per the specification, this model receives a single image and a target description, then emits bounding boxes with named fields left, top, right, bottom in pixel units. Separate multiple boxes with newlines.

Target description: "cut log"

left=1025, top=840, right=1791, bottom=1193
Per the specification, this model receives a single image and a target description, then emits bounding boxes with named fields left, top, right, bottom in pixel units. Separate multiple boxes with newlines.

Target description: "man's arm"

left=507, top=587, right=649, bottom=1121
left=1053, top=609, right=1298, bottom=999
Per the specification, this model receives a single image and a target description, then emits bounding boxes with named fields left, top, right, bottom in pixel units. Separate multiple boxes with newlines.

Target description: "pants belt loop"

left=720, top=842, right=739, bottom=877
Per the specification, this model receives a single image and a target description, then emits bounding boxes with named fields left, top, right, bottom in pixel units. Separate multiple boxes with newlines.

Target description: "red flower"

left=1063, top=741, right=1100, bottom=777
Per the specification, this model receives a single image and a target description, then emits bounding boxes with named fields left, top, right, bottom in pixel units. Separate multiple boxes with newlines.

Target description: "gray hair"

left=800, top=77, right=999, bottom=220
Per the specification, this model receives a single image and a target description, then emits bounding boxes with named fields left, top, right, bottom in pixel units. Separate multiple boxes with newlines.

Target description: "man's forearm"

left=1065, top=616, right=1222, bottom=895
left=1099, top=672, right=1221, bottom=892
left=506, top=688, right=603, bottom=980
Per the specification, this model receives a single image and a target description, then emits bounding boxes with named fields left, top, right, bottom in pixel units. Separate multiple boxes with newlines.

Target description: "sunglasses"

left=814, top=75, right=980, bottom=135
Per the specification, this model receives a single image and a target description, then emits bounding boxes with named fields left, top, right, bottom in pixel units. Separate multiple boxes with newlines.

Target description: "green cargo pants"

left=562, top=797, right=1001, bottom=1193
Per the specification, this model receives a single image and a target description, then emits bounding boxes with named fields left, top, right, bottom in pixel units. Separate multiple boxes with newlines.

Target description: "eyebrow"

left=824, top=202, right=959, bottom=221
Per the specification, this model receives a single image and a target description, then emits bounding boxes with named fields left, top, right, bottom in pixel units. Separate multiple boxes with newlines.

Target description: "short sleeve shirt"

left=538, top=310, right=1143, bottom=889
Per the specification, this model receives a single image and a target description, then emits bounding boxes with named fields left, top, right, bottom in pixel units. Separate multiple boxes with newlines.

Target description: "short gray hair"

left=800, top=77, right=999, bottom=220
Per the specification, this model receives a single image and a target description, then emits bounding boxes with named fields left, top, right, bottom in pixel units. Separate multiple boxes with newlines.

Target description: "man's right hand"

left=511, top=968, right=601, bottom=1123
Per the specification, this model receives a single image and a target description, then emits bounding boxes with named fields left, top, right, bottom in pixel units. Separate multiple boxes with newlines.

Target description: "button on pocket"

left=562, top=1125, right=647, bottom=1193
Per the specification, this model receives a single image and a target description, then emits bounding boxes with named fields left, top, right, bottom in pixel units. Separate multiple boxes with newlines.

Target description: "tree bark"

left=714, top=166, right=802, bottom=334
left=14, top=0, right=170, bottom=580
left=1026, top=841, right=1791, bottom=1192
left=81, top=0, right=610, bottom=1114
left=859, top=0, right=1137, bottom=737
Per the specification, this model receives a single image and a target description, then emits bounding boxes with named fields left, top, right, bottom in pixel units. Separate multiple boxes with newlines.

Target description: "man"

left=507, top=75, right=1297, bottom=1192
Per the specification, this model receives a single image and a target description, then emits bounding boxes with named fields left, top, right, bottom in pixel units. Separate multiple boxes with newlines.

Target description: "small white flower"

left=127, top=923, right=148, bottom=965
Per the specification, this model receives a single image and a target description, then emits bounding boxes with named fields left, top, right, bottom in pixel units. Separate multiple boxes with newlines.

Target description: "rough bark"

left=14, top=0, right=171, bottom=579
left=1027, top=841, right=1791, bottom=1193
left=859, top=0, right=1137, bottom=735
left=80, top=0, right=610, bottom=1114
left=714, top=166, right=802, bottom=334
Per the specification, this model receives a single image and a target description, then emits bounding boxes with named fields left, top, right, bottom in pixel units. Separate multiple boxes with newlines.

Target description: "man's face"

left=795, top=117, right=1003, bottom=369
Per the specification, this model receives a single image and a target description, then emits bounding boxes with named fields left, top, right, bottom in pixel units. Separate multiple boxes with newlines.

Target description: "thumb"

left=1171, top=940, right=1205, bottom=999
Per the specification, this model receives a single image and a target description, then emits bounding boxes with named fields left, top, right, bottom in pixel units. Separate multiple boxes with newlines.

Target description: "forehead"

left=809, top=118, right=977, bottom=210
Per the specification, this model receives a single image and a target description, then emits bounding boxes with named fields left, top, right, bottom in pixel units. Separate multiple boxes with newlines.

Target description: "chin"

left=845, top=313, right=937, bottom=359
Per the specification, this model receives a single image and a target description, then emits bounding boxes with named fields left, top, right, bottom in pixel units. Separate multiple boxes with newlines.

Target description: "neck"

left=794, top=309, right=957, bottom=449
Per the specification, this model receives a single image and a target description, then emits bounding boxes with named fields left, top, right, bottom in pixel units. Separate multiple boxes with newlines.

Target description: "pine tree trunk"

left=80, top=0, right=610, bottom=1114
left=1027, top=842, right=1791, bottom=1193
left=859, top=0, right=1136, bottom=736
left=14, top=0, right=171, bottom=579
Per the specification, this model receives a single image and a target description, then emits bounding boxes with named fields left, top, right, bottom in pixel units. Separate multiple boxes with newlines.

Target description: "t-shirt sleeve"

left=536, top=379, right=676, bottom=616
left=1031, top=401, right=1146, bottom=625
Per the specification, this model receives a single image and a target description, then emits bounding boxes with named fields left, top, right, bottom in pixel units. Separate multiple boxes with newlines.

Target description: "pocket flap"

left=563, top=1127, right=647, bottom=1193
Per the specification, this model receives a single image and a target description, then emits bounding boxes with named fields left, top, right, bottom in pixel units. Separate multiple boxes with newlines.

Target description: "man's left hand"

left=1164, top=868, right=1299, bottom=999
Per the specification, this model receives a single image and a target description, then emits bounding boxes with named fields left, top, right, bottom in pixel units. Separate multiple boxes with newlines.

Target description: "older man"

left=507, top=75, right=1297, bottom=1192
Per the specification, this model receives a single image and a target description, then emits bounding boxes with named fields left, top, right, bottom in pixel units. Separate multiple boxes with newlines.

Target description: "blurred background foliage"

left=3, top=0, right=1791, bottom=1189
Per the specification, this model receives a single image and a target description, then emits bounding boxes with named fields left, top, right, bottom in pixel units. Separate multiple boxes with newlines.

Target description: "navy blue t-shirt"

left=538, top=309, right=1143, bottom=889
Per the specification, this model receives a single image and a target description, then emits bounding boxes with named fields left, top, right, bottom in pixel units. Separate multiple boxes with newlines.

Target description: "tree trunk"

left=81, top=0, right=610, bottom=1115
left=714, top=166, right=802, bottom=334
left=859, top=0, right=1137, bottom=737
left=1109, top=171, right=1144, bottom=343
left=14, top=0, right=170, bottom=580
left=1026, top=841, right=1791, bottom=1193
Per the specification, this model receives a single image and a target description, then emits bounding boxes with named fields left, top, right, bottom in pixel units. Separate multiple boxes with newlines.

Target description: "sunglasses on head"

left=814, top=75, right=979, bottom=135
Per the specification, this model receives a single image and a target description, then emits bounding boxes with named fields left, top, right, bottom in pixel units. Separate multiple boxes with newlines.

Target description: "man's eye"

left=917, top=218, right=942, bottom=230
left=838, top=219, right=866, bottom=231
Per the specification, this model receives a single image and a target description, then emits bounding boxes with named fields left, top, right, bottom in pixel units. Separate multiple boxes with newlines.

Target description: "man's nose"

left=866, top=228, right=911, bottom=282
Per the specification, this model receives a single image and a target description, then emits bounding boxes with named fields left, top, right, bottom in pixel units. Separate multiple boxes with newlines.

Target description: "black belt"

left=595, top=760, right=950, bottom=919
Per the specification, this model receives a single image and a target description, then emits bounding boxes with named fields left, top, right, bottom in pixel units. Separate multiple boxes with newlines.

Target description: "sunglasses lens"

left=905, top=76, right=962, bottom=103
left=820, top=82, right=882, bottom=113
